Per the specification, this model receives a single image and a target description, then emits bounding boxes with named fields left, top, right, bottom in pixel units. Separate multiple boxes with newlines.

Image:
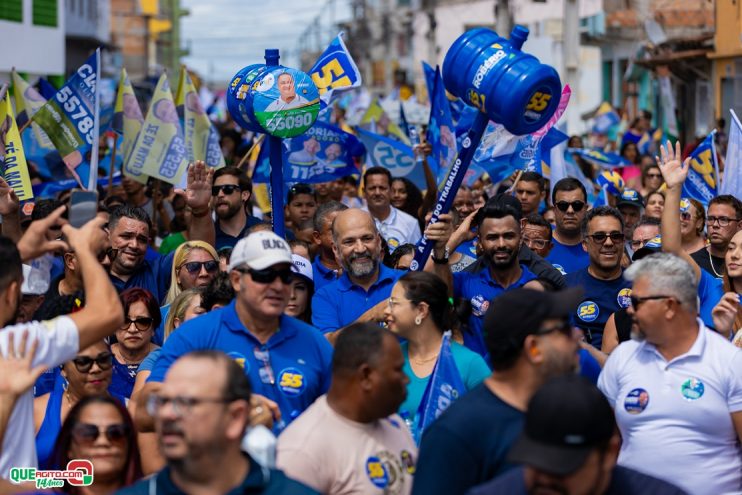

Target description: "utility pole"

left=563, top=0, right=580, bottom=134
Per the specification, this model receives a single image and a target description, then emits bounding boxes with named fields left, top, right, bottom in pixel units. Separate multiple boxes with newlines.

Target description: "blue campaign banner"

left=356, top=128, right=427, bottom=190
left=568, top=148, right=628, bottom=168
left=253, top=121, right=364, bottom=185
left=412, top=332, right=466, bottom=444
left=426, top=66, right=456, bottom=185
left=32, top=172, right=122, bottom=198
left=682, top=131, right=718, bottom=206
left=309, top=33, right=362, bottom=109
left=421, top=61, right=436, bottom=102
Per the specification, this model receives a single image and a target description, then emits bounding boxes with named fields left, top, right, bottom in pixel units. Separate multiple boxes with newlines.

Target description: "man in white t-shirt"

left=598, top=253, right=742, bottom=495
left=265, top=72, right=310, bottom=112
left=0, top=208, right=124, bottom=477
left=363, top=167, right=421, bottom=252
left=277, top=322, right=416, bottom=494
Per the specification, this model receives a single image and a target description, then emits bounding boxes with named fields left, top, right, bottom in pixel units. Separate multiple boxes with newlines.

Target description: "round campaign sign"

left=250, top=67, right=319, bottom=138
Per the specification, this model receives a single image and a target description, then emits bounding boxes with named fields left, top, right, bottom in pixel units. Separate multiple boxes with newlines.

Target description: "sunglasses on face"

left=212, top=184, right=241, bottom=196
left=535, top=320, right=573, bottom=337
left=238, top=267, right=293, bottom=284
left=555, top=200, right=586, bottom=212
left=586, top=231, right=625, bottom=244
left=72, top=423, right=129, bottom=446
left=72, top=352, right=113, bottom=373
left=630, top=295, right=676, bottom=309
left=179, top=260, right=219, bottom=275
left=121, top=316, right=154, bottom=332
left=680, top=212, right=693, bottom=221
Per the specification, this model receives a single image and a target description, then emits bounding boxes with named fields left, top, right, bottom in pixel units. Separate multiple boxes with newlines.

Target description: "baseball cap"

left=617, top=188, right=644, bottom=209
left=508, top=374, right=615, bottom=476
left=291, top=254, right=313, bottom=283
left=228, top=231, right=292, bottom=271
left=632, top=234, right=662, bottom=261
left=483, top=287, right=583, bottom=353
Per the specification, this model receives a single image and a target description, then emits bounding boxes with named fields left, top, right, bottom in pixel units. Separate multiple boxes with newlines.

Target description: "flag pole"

left=88, top=48, right=102, bottom=191
left=236, top=134, right=265, bottom=171
left=107, top=134, right=118, bottom=195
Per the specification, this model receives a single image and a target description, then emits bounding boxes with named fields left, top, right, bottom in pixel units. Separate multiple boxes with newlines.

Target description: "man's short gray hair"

left=624, top=253, right=698, bottom=312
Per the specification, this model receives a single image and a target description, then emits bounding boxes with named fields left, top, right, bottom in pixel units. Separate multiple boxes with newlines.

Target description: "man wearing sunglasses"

left=140, top=230, right=333, bottom=433
left=0, top=212, right=124, bottom=478
left=212, top=166, right=262, bottom=250
left=565, top=206, right=631, bottom=349
left=546, top=178, right=590, bottom=275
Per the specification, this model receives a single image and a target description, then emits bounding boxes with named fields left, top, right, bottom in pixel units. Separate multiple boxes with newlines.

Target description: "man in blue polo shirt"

left=450, top=200, right=543, bottom=356
left=546, top=178, right=590, bottom=275
left=139, top=230, right=333, bottom=431
left=108, top=161, right=216, bottom=303
left=212, top=166, right=263, bottom=249
left=565, top=206, right=631, bottom=348
left=310, top=201, right=347, bottom=290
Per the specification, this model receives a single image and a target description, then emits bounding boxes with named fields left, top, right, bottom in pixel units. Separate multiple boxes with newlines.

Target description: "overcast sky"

left=181, top=0, right=352, bottom=85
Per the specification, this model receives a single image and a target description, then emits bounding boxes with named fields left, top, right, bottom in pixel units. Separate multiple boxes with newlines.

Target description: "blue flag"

left=253, top=121, right=364, bottom=185
left=413, top=332, right=466, bottom=444
left=37, top=78, right=58, bottom=101
left=421, top=61, right=436, bottom=102
left=720, top=110, right=741, bottom=199
left=426, top=66, right=456, bottom=185
left=568, top=148, right=629, bottom=168
left=682, top=131, right=718, bottom=206
left=310, top=33, right=362, bottom=109
left=32, top=172, right=122, bottom=198
left=356, top=128, right=427, bottom=190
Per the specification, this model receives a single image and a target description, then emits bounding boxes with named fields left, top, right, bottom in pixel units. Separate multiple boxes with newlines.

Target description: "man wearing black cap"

left=616, top=188, right=644, bottom=243
left=411, top=288, right=582, bottom=495
left=468, top=375, right=687, bottom=494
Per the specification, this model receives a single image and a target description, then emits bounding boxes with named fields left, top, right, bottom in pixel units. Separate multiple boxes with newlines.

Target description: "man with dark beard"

left=450, top=202, right=544, bottom=357
left=212, top=166, right=262, bottom=250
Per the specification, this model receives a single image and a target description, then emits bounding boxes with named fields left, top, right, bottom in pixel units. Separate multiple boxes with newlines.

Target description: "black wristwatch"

left=432, top=246, right=450, bottom=264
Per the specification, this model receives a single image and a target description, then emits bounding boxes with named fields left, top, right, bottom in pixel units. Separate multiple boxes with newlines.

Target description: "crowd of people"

left=0, top=124, right=740, bottom=495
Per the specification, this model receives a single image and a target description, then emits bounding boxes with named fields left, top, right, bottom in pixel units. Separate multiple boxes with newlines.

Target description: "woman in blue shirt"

left=383, top=271, right=491, bottom=428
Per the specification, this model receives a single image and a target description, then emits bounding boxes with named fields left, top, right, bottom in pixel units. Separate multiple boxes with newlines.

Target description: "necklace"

left=116, top=344, right=150, bottom=366
left=412, top=353, right=439, bottom=365
left=708, top=249, right=724, bottom=278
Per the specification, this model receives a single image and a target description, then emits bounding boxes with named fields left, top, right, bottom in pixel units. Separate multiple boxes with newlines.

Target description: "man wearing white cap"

left=139, top=231, right=333, bottom=432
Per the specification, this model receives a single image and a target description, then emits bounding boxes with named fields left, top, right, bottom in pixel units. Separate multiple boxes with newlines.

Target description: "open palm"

left=657, top=140, right=690, bottom=189
left=0, top=331, right=47, bottom=399
left=183, top=161, right=213, bottom=211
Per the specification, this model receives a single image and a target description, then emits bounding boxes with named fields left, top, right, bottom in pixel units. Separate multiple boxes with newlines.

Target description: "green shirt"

left=159, top=231, right=186, bottom=255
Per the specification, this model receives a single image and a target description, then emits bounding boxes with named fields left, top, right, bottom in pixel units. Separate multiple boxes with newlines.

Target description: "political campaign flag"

left=113, top=68, right=144, bottom=165
left=421, top=61, right=436, bottom=102
left=682, top=131, right=718, bottom=206
left=254, top=121, right=363, bottom=185
left=568, top=148, right=629, bottom=168
left=37, top=78, right=58, bottom=101
left=360, top=99, right=410, bottom=145
left=720, top=109, right=742, bottom=199
left=356, top=127, right=426, bottom=190
left=33, top=172, right=121, bottom=199
left=31, top=51, right=99, bottom=186
left=175, top=67, right=225, bottom=168
left=310, top=32, right=362, bottom=108
left=0, top=88, right=33, bottom=201
left=592, top=102, right=620, bottom=134
left=413, top=332, right=465, bottom=444
left=125, top=73, right=188, bottom=186
left=11, top=69, right=54, bottom=150
left=426, top=66, right=456, bottom=184
left=399, top=102, right=411, bottom=139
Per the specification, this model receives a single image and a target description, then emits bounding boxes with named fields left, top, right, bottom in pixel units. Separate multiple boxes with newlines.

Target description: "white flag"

left=720, top=109, right=742, bottom=198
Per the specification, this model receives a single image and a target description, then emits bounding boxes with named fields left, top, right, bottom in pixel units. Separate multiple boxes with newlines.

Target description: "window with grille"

left=33, top=0, right=58, bottom=27
left=0, top=0, right=23, bottom=22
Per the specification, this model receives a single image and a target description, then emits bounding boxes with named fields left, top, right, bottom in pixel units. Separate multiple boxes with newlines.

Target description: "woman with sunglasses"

left=679, top=197, right=707, bottom=254
left=383, top=272, right=490, bottom=427
left=164, top=241, right=219, bottom=305
left=110, top=288, right=161, bottom=399
left=49, top=395, right=142, bottom=494
left=34, top=340, right=126, bottom=470
left=639, top=160, right=663, bottom=197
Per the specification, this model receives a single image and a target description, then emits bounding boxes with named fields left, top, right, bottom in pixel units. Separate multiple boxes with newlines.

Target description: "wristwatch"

left=432, top=246, right=450, bottom=264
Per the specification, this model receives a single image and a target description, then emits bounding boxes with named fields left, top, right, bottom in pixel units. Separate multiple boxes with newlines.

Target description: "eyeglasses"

left=523, top=236, right=549, bottom=250
left=680, top=212, right=693, bottom=221
left=237, top=267, right=293, bottom=284
left=707, top=216, right=738, bottom=227
left=72, top=423, right=129, bottom=446
left=630, top=295, right=677, bottom=309
left=121, top=316, right=154, bottom=332
left=535, top=320, right=573, bottom=337
left=97, top=247, right=118, bottom=263
left=72, top=352, right=113, bottom=373
left=555, top=200, right=586, bottom=212
left=254, top=347, right=275, bottom=385
left=586, top=231, right=625, bottom=244
left=211, top=184, right=241, bottom=196
left=179, top=260, right=219, bottom=275
left=146, top=394, right=236, bottom=417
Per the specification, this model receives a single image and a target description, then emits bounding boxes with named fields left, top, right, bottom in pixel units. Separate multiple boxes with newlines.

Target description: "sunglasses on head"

left=72, top=423, right=129, bottom=446
left=72, top=352, right=113, bottom=373
left=121, top=316, right=154, bottom=332
left=238, top=266, right=293, bottom=284
left=180, top=260, right=219, bottom=275
left=555, top=200, right=586, bottom=212
left=586, top=231, right=625, bottom=244
left=212, top=184, right=241, bottom=196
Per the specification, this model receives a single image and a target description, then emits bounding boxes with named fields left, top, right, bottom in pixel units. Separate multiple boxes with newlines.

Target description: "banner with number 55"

left=32, top=52, right=98, bottom=172
left=310, top=33, right=362, bottom=109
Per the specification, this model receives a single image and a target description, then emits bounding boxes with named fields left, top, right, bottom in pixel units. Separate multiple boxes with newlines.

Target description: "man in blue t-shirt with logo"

left=565, top=206, right=631, bottom=348
left=546, top=178, right=590, bottom=275
left=138, top=230, right=333, bottom=432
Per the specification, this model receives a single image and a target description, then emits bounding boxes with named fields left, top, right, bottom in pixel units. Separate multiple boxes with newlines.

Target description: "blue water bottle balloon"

left=442, top=26, right=561, bottom=135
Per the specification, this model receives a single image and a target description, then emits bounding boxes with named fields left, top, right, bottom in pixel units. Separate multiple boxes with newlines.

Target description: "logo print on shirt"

left=617, top=288, right=632, bottom=309
left=681, top=378, right=705, bottom=401
left=400, top=450, right=416, bottom=475
left=365, top=456, right=389, bottom=488
left=553, top=264, right=567, bottom=275
left=226, top=352, right=250, bottom=374
left=577, top=301, right=599, bottom=322
left=387, top=237, right=400, bottom=249
left=624, top=388, right=649, bottom=414
left=277, top=367, right=306, bottom=397
left=470, top=295, right=490, bottom=317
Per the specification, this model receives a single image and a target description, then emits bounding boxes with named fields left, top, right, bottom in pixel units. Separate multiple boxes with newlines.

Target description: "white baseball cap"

left=291, top=254, right=313, bottom=283
left=228, top=231, right=293, bottom=271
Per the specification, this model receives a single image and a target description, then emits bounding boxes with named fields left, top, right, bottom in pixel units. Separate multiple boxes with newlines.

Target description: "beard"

left=215, top=200, right=242, bottom=220
left=488, top=247, right=518, bottom=269
left=343, top=251, right=378, bottom=278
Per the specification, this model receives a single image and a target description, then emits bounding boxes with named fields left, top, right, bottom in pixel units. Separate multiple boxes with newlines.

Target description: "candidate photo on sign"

left=153, top=98, right=179, bottom=124
left=265, top=72, right=310, bottom=111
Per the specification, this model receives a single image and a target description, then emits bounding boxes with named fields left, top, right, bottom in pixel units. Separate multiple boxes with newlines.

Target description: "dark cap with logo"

left=508, top=374, right=616, bottom=475
left=617, top=188, right=644, bottom=209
